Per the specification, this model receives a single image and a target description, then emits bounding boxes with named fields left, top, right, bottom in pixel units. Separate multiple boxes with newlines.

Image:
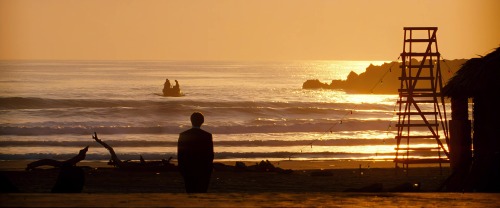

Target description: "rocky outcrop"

left=302, top=79, right=334, bottom=89
left=303, top=59, right=467, bottom=94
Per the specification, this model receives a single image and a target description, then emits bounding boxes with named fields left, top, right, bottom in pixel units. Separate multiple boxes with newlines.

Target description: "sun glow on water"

left=306, top=89, right=397, bottom=105
left=329, top=61, right=390, bottom=76
left=342, top=94, right=397, bottom=104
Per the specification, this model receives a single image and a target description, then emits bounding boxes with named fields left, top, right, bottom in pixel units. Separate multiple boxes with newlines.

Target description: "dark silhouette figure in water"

left=165, top=78, right=171, bottom=87
left=51, top=163, right=85, bottom=193
left=173, top=80, right=180, bottom=92
left=177, top=112, right=214, bottom=193
left=162, top=78, right=182, bottom=96
left=163, top=79, right=171, bottom=95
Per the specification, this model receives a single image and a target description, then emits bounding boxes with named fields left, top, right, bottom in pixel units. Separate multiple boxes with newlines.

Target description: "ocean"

left=0, top=60, right=446, bottom=162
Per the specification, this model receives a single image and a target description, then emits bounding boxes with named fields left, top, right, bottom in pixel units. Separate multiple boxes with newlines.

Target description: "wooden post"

left=447, top=96, right=472, bottom=191
left=471, top=95, right=500, bottom=192
left=449, top=96, right=472, bottom=170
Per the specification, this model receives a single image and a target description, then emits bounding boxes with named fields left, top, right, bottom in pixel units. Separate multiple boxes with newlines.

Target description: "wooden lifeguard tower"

left=394, top=27, right=450, bottom=170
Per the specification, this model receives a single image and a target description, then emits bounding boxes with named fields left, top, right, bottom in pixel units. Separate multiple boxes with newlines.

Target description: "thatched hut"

left=442, top=47, right=500, bottom=192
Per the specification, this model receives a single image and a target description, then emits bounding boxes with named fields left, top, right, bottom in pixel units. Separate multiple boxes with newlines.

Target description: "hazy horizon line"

left=0, top=57, right=469, bottom=63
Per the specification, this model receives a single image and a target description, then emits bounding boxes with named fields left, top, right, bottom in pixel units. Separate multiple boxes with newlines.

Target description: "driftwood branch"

left=26, top=146, right=89, bottom=171
left=92, top=132, right=123, bottom=166
left=92, top=132, right=176, bottom=170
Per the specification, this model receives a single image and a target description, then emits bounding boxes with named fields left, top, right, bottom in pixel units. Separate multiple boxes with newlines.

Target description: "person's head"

left=190, top=112, right=204, bottom=127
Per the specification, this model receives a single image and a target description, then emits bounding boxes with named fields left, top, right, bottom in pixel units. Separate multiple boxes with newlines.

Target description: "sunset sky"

left=1, top=0, right=499, bottom=61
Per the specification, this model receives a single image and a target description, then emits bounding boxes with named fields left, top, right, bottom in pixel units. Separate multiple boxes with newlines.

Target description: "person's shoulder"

left=180, top=129, right=190, bottom=134
left=191, top=128, right=212, bottom=137
left=192, top=128, right=210, bottom=133
left=199, top=129, right=212, bottom=136
left=180, top=128, right=211, bottom=135
left=179, top=128, right=196, bottom=137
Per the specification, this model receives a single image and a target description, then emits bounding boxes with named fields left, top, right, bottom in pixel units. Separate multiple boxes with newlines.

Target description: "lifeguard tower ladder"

left=394, top=27, right=450, bottom=170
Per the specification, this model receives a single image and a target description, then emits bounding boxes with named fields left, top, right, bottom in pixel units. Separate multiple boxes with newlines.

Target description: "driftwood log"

left=92, top=132, right=176, bottom=170
left=213, top=160, right=293, bottom=174
left=26, top=146, right=89, bottom=171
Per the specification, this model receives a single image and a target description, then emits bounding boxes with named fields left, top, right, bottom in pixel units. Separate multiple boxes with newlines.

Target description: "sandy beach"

left=2, top=192, right=500, bottom=208
left=4, top=160, right=499, bottom=207
left=0, top=160, right=449, bottom=193
left=2, top=160, right=450, bottom=193
left=0, top=161, right=500, bottom=207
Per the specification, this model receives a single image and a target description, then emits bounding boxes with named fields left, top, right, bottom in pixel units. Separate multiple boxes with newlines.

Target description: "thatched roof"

left=443, top=47, right=500, bottom=97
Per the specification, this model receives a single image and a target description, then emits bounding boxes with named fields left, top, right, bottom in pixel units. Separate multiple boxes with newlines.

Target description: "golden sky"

left=1, top=0, right=499, bottom=61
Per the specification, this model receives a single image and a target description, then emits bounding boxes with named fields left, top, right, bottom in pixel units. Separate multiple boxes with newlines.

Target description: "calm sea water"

left=0, top=60, right=444, bottom=161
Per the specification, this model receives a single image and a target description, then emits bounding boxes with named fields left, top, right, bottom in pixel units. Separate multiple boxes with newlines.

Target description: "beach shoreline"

left=1, top=159, right=452, bottom=194
left=0, top=159, right=446, bottom=171
left=5, top=159, right=483, bottom=207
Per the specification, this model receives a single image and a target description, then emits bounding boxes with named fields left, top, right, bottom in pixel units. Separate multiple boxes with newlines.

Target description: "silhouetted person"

left=177, top=112, right=214, bottom=193
left=51, top=163, right=85, bottom=193
left=163, top=78, right=171, bottom=95
left=173, top=80, right=180, bottom=93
